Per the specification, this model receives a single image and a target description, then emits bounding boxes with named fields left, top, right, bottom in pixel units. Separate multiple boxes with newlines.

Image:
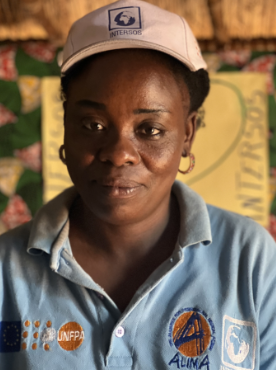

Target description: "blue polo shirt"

left=0, top=181, right=275, bottom=370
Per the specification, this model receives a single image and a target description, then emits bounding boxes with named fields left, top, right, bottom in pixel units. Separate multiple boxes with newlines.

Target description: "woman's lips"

left=94, top=178, right=143, bottom=198
left=101, top=186, right=140, bottom=197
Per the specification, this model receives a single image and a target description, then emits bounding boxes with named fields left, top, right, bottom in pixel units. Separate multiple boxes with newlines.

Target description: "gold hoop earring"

left=178, top=153, right=195, bottom=174
left=59, top=144, right=66, bottom=164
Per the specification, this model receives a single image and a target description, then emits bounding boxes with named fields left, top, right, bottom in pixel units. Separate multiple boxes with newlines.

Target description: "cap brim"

left=61, top=39, right=197, bottom=73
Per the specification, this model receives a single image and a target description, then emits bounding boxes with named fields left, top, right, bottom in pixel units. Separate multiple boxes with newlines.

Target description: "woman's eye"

left=141, top=127, right=162, bottom=136
left=82, top=118, right=105, bottom=131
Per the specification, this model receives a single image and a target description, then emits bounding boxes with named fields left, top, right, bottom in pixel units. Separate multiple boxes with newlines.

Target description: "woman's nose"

left=98, top=131, right=140, bottom=167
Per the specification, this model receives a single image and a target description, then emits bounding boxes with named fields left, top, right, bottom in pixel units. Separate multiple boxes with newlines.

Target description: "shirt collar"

left=27, top=181, right=212, bottom=255
left=172, top=180, right=212, bottom=248
left=27, top=186, right=77, bottom=255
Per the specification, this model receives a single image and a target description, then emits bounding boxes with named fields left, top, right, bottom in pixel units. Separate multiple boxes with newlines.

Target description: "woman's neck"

left=69, top=192, right=180, bottom=259
left=68, top=193, right=180, bottom=311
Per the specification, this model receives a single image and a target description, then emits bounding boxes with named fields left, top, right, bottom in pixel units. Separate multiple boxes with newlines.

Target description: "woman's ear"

left=182, top=111, right=197, bottom=156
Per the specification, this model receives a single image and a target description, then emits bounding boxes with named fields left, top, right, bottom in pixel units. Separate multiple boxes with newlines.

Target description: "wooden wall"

left=0, top=0, right=276, bottom=49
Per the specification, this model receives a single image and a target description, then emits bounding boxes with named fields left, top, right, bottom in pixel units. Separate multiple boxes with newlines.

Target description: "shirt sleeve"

left=255, top=231, right=276, bottom=369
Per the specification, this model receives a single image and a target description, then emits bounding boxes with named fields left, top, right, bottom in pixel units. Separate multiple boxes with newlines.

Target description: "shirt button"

left=115, top=326, right=125, bottom=338
left=96, top=292, right=104, bottom=300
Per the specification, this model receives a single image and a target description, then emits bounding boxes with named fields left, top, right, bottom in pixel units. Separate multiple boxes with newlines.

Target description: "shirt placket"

left=53, top=238, right=184, bottom=369
left=104, top=248, right=184, bottom=368
left=104, top=294, right=149, bottom=368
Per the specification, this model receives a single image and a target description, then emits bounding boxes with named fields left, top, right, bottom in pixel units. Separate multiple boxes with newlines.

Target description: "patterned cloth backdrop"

left=204, top=51, right=276, bottom=240
left=0, top=42, right=61, bottom=234
left=0, top=44, right=276, bottom=240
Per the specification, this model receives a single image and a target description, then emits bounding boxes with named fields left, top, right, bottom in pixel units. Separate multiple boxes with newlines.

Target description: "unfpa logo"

left=109, top=6, right=142, bottom=31
left=58, top=322, right=84, bottom=351
left=0, top=319, right=85, bottom=353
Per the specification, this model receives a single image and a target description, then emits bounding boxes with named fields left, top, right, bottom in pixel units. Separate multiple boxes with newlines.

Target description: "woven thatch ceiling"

left=0, top=0, right=275, bottom=45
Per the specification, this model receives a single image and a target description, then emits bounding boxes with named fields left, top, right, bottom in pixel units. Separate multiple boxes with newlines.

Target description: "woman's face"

left=64, top=49, right=196, bottom=225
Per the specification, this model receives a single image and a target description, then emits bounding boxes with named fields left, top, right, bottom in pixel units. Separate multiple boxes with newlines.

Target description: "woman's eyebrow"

left=76, top=100, right=106, bottom=111
left=133, top=108, right=171, bottom=114
left=75, top=101, right=171, bottom=114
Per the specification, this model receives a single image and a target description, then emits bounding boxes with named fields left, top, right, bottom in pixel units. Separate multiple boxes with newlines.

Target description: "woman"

left=0, top=1, right=275, bottom=369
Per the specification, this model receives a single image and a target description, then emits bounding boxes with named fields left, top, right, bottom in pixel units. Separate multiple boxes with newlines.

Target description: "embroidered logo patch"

left=41, top=328, right=56, bottom=343
left=108, top=6, right=142, bottom=31
left=57, top=322, right=84, bottom=351
left=168, top=308, right=216, bottom=357
left=0, top=321, right=21, bottom=352
left=21, top=319, right=53, bottom=351
left=1, top=319, right=85, bottom=352
left=221, top=315, right=256, bottom=370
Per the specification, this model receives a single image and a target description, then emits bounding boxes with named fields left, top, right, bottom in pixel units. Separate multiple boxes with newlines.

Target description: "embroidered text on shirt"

left=57, top=321, right=84, bottom=351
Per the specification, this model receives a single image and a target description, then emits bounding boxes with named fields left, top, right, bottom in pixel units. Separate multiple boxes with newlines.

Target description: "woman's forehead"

left=76, top=48, right=182, bottom=76
left=62, top=48, right=192, bottom=118
left=65, top=49, right=189, bottom=117
left=67, top=49, right=189, bottom=99
left=80, top=53, right=177, bottom=89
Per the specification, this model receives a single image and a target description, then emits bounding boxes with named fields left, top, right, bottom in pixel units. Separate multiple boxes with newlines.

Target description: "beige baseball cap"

left=61, top=0, right=207, bottom=73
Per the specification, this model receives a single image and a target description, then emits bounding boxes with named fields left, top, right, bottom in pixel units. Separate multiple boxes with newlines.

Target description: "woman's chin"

left=89, top=204, right=146, bottom=226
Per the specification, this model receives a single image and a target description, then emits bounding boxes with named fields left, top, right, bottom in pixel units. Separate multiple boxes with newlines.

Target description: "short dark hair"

left=60, top=49, right=210, bottom=127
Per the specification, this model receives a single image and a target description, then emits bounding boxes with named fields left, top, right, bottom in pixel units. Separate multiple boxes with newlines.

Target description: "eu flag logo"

left=0, top=321, right=21, bottom=352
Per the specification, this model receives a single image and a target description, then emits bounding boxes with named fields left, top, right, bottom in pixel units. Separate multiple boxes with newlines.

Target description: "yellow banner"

left=42, top=73, right=269, bottom=226
left=177, top=73, right=269, bottom=227
left=41, top=77, right=73, bottom=203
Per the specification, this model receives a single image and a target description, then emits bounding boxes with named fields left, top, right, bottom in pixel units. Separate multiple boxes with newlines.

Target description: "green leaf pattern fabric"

left=0, top=43, right=60, bottom=233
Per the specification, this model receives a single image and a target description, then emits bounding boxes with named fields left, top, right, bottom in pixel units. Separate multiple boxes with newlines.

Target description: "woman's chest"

left=0, top=262, right=259, bottom=370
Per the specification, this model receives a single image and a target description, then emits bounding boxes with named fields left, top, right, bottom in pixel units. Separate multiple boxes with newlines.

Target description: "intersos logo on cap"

left=108, top=6, right=142, bottom=31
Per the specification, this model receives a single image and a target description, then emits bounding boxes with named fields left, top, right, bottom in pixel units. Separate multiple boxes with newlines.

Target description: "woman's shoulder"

left=206, top=203, right=276, bottom=256
left=0, top=187, right=76, bottom=259
left=0, top=221, right=33, bottom=258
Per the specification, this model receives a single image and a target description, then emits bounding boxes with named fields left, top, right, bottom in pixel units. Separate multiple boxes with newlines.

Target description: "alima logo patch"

left=169, top=308, right=216, bottom=357
left=221, top=315, right=256, bottom=370
left=109, top=6, right=142, bottom=31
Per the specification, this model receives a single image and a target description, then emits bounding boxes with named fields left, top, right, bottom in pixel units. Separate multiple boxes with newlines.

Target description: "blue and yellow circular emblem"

left=168, top=308, right=215, bottom=358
